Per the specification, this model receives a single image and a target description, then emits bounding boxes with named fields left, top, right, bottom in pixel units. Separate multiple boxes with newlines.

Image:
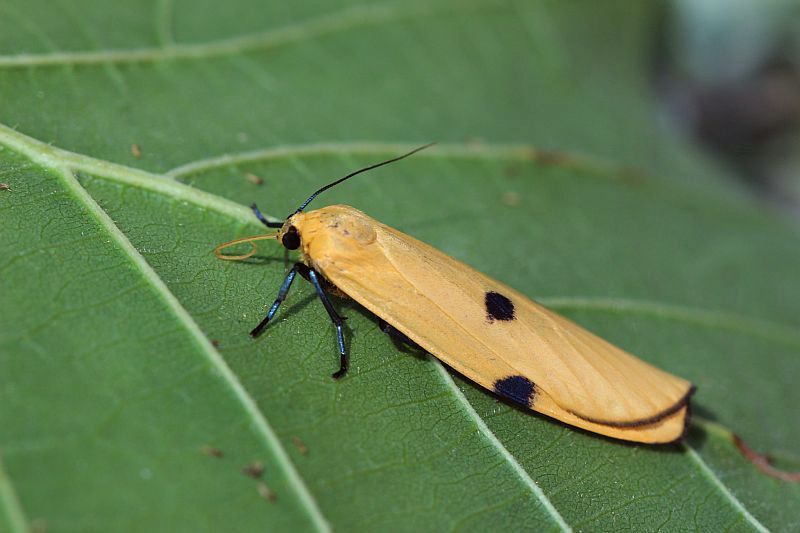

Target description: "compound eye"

left=281, top=226, right=301, bottom=250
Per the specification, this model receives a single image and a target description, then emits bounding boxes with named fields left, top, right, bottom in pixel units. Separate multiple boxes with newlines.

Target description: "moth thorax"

left=318, top=209, right=377, bottom=245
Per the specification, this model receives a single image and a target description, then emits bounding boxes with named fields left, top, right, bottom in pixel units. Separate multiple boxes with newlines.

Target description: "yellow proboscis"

left=213, top=233, right=277, bottom=261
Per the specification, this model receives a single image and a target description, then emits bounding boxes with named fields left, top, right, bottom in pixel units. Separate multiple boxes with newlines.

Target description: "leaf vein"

left=0, top=0, right=500, bottom=69
left=539, top=296, right=800, bottom=349
left=682, top=443, right=768, bottom=533
left=163, top=140, right=615, bottom=181
left=0, top=450, right=29, bottom=533
left=431, top=360, right=572, bottom=531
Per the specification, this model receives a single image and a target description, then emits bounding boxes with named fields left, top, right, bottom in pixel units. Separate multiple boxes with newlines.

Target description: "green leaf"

left=1, top=1, right=798, bottom=531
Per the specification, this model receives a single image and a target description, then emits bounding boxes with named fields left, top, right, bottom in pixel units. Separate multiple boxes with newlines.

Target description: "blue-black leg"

left=250, top=263, right=302, bottom=337
left=308, top=269, right=348, bottom=379
left=251, top=202, right=283, bottom=228
left=378, top=318, right=422, bottom=351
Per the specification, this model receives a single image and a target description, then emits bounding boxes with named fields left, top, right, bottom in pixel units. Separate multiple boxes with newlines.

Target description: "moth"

left=215, top=145, right=694, bottom=443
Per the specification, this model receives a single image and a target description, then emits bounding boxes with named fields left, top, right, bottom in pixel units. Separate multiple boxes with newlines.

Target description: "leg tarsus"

left=252, top=264, right=351, bottom=379
left=250, top=263, right=301, bottom=337
left=331, top=323, right=348, bottom=379
left=308, top=269, right=349, bottom=379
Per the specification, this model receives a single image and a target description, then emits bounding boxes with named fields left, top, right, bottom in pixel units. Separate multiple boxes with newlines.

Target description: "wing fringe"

left=567, top=385, right=696, bottom=428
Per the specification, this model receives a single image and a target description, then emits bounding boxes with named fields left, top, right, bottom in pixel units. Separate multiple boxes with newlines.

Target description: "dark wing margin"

left=568, top=385, right=696, bottom=428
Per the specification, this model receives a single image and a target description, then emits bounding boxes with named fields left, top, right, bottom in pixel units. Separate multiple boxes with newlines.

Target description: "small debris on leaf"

left=200, top=445, right=224, bottom=458
left=131, top=143, right=142, bottom=159
left=292, top=436, right=308, bottom=455
left=734, top=434, right=800, bottom=483
left=30, top=518, right=48, bottom=533
left=256, top=482, right=277, bottom=502
left=530, top=148, right=569, bottom=166
left=501, top=191, right=520, bottom=206
left=242, top=460, right=265, bottom=479
left=245, top=173, right=263, bottom=185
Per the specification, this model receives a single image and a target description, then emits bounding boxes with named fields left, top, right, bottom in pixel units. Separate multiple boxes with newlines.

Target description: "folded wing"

left=307, top=209, right=693, bottom=443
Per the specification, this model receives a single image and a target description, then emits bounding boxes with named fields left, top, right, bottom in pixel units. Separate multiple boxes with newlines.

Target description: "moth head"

left=278, top=217, right=302, bottom=251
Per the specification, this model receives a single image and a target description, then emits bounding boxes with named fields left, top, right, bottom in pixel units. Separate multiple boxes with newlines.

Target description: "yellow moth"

left=215, top=145, right=695, bottom=444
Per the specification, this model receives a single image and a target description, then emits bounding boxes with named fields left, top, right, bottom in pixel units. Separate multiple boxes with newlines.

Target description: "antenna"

left=292, top=142, right=435, bottom=214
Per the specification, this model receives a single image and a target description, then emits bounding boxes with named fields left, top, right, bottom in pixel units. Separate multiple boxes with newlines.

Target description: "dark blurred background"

left=658, top=0, right=800, bottom=215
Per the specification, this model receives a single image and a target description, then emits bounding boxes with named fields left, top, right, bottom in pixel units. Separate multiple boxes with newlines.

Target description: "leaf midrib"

left=0, top=125, right=330, bottom=532
left=0, top=121, right=783, bottom=531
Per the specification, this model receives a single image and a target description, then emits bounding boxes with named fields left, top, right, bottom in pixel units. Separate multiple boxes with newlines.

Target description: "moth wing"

left=307, top=210, right=693, bottom=442
left=530, top=383, right=690, bottom=443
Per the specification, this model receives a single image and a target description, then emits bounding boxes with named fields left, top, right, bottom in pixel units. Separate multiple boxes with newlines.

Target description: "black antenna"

left=292, top=142, right=435, bottom=214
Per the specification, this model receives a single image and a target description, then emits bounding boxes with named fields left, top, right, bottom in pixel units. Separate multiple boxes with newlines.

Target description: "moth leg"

left=250, top=262, right=302, bottom=337
left=251, top=202, right=283, bottom=228
left=308, top=269, right=348, bottom=380
left=378, top=318, right=422, bottom=351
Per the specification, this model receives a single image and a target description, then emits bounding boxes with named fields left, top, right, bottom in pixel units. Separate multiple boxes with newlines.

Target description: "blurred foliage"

left=662, top=0, right=800, bottom=211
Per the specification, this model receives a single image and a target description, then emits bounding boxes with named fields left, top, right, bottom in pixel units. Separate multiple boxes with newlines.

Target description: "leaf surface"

left=1, top=1, right=798, bottom=531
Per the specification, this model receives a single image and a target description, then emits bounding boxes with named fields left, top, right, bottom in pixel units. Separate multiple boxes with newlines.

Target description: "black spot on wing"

left=493, top=375, right=536, bottom=407
left=485, top=291, right=515, bottom=322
